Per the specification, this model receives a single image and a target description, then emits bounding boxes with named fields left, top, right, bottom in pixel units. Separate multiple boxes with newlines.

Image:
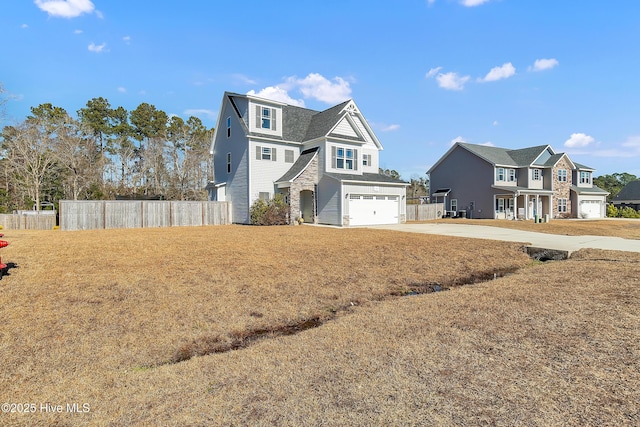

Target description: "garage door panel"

left=349, top=195, right=399, bottom=226
left=580, top=200, right=602, bottom=219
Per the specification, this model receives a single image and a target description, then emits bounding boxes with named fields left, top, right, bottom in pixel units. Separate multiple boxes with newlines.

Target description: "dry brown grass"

left=413, top=217, right=640, bottom=239
left=0, top=225, right=637, bottom=426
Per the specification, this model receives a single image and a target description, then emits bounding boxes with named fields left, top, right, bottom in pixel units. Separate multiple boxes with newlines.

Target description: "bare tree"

left=1, top=120, right=57, bottom=210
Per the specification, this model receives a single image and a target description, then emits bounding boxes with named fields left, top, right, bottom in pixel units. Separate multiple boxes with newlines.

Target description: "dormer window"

left=256, top=105, right=277, bottom=131
left=580, top=171, right=591, bottom=184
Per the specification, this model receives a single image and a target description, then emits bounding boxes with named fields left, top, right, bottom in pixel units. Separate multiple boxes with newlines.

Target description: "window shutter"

left=331, top=146, right=337, bottom=169
left=256, top=146, right=261, bottom=160
left=354, top=149, right=358, bottom=171
left=256, top=105, right=261, bottom=129
left=272, top=148, right=277, bottom=161
left=271, top=108, right=277, bottom=131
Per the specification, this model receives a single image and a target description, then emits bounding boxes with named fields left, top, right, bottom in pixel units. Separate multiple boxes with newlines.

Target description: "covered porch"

left=493, top=187, right=553, bottom=220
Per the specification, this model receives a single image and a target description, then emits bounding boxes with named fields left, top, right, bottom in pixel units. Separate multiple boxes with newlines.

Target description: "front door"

left=300, top=190, right=314, bottom=222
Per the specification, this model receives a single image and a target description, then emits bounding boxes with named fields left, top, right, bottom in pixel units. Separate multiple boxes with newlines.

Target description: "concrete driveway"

left=367, top=223, right=640, bottom=254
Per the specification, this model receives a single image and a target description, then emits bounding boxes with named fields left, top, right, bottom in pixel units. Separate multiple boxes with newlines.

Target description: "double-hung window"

left=333, top=146, right=357, bottom=170
left=558, top=169, right=567, bottom=182
left=255, top=105, right=277, bottom=131
left=226, top=153, right=232, bottom=174
left=508, top=169, right=517, bottom=182
left=496, top=168, right=505, bottom=181
left=256, top=146, right=277, bottom=161
left=362, top=154, right=371, bottom=167
left=580, top=171, right=591, bottom=184
left=226, top=117, right=231, bottom=138
left=558, top=198, right=568, bottom=213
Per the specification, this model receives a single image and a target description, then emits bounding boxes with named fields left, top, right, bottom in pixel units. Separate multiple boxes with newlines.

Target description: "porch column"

left=524, top=194, right=529, bottom=220
left=512, top=194, right=517, bottom=220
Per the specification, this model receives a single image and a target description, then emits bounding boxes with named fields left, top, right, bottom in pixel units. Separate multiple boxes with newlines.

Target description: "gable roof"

left=429, top=142, right=593, bottom=173
left=219, top=92, right=382, bottom=148
left=613, top=180, right=640, bottom=202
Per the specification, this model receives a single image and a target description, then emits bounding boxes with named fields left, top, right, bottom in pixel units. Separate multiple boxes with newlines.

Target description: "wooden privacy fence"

left=59, top=200, right=232, bottom=231
left=0, top=213, right=57, bottom=230
left=406, top=203, right=445, bottom=221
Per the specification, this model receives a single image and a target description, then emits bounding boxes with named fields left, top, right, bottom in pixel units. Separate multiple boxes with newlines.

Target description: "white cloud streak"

left=479, top=62, right=516, bottom=82
left=34, top=0, right=95, bottom=18
left=530, top=58, right=559, bottom=72
left=460, top=0, right=491, bottom=6
left=88, top=42, right=107, bottom=53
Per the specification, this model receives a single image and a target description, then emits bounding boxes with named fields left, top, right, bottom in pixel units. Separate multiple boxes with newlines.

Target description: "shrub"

left=250, top=194, right=289, bottom=225
left=620, top=206, right=640, bottom=218
left=606, top=203, right=619, bottom=218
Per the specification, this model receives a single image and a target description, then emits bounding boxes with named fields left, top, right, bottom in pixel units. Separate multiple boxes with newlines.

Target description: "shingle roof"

left=458, top=142, right=577, bottom=168
left=275, top=147, right=319, bottom=183
left=613, top=180, right=640, bottom=201
left=571, top=185, right=609, bottom=195
left=324, top=172, right=408, bottom=185
left=229, top=92, right=357, bottom=143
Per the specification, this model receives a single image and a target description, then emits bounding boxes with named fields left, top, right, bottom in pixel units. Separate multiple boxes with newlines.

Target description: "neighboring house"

left=207, top=92, right=408, bottom=226
left=612, top=180, right=640, bottom=211
left=428, top=142, right=609, bottom=219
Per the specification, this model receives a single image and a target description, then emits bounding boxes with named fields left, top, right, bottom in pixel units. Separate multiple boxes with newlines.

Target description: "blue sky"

left=2, top=0, right=640, bottom=180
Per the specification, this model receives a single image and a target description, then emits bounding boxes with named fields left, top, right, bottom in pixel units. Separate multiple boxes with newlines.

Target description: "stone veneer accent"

left=552, top=156, right=572, bottom=218
left=288, top=154, right=319, bottom=224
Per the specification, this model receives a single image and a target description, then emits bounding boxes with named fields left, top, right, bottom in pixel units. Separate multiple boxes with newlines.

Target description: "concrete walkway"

left=367, top=223, right=640, bottom=254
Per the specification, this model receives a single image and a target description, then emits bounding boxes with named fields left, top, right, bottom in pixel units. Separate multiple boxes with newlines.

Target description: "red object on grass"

left=0, top=240, right=8, bottom=248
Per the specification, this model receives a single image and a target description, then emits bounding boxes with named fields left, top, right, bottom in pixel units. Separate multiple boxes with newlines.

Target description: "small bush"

left=620, top=206, right=640, bottom=218
left=250, top=194, right=289, bottom=225
left=606, top=203, right=619, bottom=218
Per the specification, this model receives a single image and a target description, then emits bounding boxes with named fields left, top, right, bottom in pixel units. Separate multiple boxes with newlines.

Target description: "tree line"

left=0, top=96, right=213, bottom=212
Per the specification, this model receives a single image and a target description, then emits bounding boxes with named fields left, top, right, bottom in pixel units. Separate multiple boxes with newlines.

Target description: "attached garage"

left=348, top=194, right=399, bottom=226
left=571, top=186, right=609, bottom=219
left=579, top=200, right=604, bottom=219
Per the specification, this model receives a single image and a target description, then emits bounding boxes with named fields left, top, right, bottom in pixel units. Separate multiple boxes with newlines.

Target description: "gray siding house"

left=208, top=92, right=407, bottom=226
left=612, top=180, right=640, bottom=211
left=428, top=142, right=608, bottom=219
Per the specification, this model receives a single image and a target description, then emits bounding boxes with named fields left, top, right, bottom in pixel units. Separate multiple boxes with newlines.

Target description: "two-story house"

left=428, top=142, right=609, bottom=219
left=207, top=92, right=408, bottom=226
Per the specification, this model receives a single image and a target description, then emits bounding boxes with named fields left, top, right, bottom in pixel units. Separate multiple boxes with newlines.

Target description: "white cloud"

left=564, top=132, right=595, bottom=148
left=480, top=141, right=495, bottom=147
left=34, top=0, right=95, bottom=18
left=287, top=73, right=352, bottom=104
left=425, top=67, right=442, bottom=78
left=122, top=36, right=131, bottom=44
left=21, top=24, right=29, bottom=29
left=529, top=58, right=559, bottom=72
left=117, top=87, right=126, bottom=93
left=247, top=86, right=306, bottom=107
left=493, top=120, right=499, bottom=126
left=461, top=0, right=491, bottom=6
left=88, top=42, right=107, bottom=53
left=437, top=72, right=470, bottom=91
left=74, top=29, right=82, bottom=34
left=427, top=0, right=436, bottom=6
left=247, top=73, right=352, bottom=107
left=479, top=62, right=516, bottom=82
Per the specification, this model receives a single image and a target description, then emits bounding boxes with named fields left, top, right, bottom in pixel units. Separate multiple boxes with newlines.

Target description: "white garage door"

left=348, top=195, right=399, bottom=226
left=580, top=200, right=602, bottom=219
